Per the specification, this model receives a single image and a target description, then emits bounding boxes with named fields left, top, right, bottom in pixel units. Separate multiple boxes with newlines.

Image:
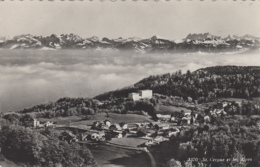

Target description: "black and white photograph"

left=0, top=1, right=260, bottom=167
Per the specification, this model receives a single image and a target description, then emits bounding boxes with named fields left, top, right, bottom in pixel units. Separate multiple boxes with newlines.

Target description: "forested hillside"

left=6, top=66, right=259, bottom=119
left=96, top=66, right=260, bottom=103
left=0, top=120, right=97, bottom=167
left=151, top=115, right=260, bottom=167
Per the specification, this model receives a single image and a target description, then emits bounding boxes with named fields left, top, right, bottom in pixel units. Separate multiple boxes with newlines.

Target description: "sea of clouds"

left=0, top=49, right=260, bottom=112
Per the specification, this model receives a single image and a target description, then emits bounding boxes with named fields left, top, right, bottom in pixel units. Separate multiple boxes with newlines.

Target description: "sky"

left=0, top=1, right=260, bottom=39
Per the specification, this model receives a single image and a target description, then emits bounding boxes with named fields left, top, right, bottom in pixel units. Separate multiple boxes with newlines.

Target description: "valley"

left=1, top=54, right=260, bottom=167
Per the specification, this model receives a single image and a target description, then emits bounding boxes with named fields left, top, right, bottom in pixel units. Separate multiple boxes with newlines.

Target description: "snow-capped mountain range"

left=0, top=33, right=259, bottom=53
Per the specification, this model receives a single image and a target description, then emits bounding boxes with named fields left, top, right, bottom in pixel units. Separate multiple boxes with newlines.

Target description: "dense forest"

left=96, top=66, right=260, bottom=103
left=151, top=115, right=260, bottom=167
left=16, top=98, right=99, bottom=118
left=0, top=119, right=97, bottom=167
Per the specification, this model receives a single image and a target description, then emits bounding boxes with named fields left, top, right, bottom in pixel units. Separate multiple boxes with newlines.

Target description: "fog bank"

left=0, top=49, right=259, bottom=112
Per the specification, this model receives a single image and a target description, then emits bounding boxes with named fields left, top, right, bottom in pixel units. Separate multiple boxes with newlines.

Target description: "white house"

left=33, top=119, right=40, bottom=127
left=119, top=122, right=128, bottom=130
left=128, top=90, right=153, bottom=101
left=139, top=90, right=153, bottom=99
left=104, top=120, right=111, bottom=127
left=156, top=114, right=171, bottom=119
left=44, top=121, right=53, bottom=127
left=128, top=93, right=141, bottom=101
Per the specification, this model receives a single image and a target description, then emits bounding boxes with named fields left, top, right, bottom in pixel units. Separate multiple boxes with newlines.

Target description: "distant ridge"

left=95, top=65, right=260, bottom=102
left=8, top=65, right=260, bottom=115
left=0, top=33, right=259, bottom=53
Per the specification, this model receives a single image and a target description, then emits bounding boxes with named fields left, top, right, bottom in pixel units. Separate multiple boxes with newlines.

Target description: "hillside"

left=0, top=33, right=259, bottom=53
left=95, top=66, right=260, bottom=103
left=4, top=65, right=259, bottom=119
left=2, top=66, right=260, bottom=167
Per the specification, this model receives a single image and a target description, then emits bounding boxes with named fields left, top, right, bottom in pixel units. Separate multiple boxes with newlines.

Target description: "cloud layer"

left=0, top=49, right=260, bottom=112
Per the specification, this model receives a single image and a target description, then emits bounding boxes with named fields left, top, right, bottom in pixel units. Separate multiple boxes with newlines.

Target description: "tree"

left=0, top=124, right=97, bottom=167
left=2, top=114, right=21, bottom=125
left=186, top=70, right=191, bottom=76
left=0, top=125, right=42, bottom=164
left=40, top=141, right=96, bottom=167
left=166, top=158, right=182, bottom=167
left=230, top=150, right=247, bottom=167
left=244, top=88, right=250, bottom=98
left=20, top=114, right=34, bottom=127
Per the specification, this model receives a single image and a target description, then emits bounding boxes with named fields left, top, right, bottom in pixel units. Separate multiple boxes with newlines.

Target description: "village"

left=25, top=89, right=256, bottom=153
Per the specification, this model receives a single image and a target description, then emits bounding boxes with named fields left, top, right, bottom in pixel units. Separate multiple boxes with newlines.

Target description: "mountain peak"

left=186, top=33, right=221, bottom=41
left=151, top=35, right=167, bottom=40
left=0, top=33, right=259, bottom=52
left=88, top=36, right=99, bottom=42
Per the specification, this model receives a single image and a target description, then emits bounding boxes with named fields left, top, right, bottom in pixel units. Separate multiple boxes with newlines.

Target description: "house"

left=33, top=119, right=40, bottom=127
left=155, top=123, right=170, bottom=130
left=116, top=133, right=123, bottom=138
left=104, top=120, right=111, bottom=127
left=80, top=133, right=89, bottom=141
left=210, top=109, right=227, bottom=116
left=235, top=101, right=242, bottom=107
left=165, top=128, right=180, bottom=137
left=109, top=131, right=121, bottom=138
left=139, top=90, right=153, bottom=99
left=119, top=122, right=128, bottom=130
left=128, top=90, right=153, bottom=101
left=135, top=122, right=149, bottom=129
left=144, top=140, right=157, bottom=146
left=156, top=114, right=171, bottom=120
left=154, top=136, right=165, bottom=142
left=100, top=124, right=109, bottom=130
left=128, top=93, right=141, bottom=101
left=59, top=131, right=78, bottom=143
left=137, top=128, right=151, bottom=137
left=91, top=133, right=100, bottom=141
left=91, top=133, right=105, bottom=141
left=222, top=101, right=228, bottom=108
left=109, top=123, right=122, bottom=131
left=181, top=117, right=191, bottom=125
left=204, top=115, right=211, bottom=123
left=23, top=116, right=40, bottom=127
left=91, top=121, right=101, bottom=130
left=44, top=121, right=53, bottom=127
left=170, top=111, right=183, bottom=121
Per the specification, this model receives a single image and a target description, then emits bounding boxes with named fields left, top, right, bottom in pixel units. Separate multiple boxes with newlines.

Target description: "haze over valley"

left=1, top=48, right=260, bottom=112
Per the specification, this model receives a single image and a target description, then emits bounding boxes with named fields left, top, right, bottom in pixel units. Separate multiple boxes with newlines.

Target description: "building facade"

left=128, top=90, right=153, bottom=101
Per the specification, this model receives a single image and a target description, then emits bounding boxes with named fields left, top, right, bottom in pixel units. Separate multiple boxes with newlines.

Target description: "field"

left=155, top=104, right=192, bottom=114
left=71, top=113, right=152, bottom=126
left=87, top=144, right=140, bottom=167
left=38, top=115, right=83, bottom=124
left=87, top=144, right=151, bottom=167
left=38, top=113, right=152, bottom=126
left=109, top=137, right=147, bottom=147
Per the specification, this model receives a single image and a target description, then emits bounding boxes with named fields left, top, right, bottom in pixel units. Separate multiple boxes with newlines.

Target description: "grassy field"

left=38, top=115, right=83, bottom=124
left=38, top=113, right=151, bottom=126
left=71, top=113, right=152, bottom=126
left=155, top=104, right=191, bottom=114
left=218, top=97, right=248, bottom=103
left=88, top=143, right=154, bottom=167
left=109, top=137, right=147, bottom=147
left=87, top=144, right=140, bottom=167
